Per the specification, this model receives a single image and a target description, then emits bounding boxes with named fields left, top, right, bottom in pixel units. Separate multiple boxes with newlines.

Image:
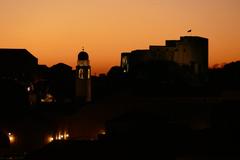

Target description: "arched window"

left=79, top=69, right=84, bottom=79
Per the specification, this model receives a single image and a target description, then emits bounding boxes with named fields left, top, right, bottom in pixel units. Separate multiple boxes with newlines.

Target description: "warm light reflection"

left=48, top=130, right=70, bottom=143
left=64, top=133, right=69, bottom=139
left=99, top=130, right=106, bottom=135
left=8, top=133, right=15, bottom=144
left=41, top=93, right=55, bottom=103
left=48, top=136, right=54, bottom=143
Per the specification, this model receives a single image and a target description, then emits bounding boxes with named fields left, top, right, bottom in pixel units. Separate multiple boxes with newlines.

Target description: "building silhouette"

left=75, top=49, right=91, bottom=102
left=0, top=49, right=38, bottom=81
left=121, top=36, right=208, bottom=81
left=50, top=63, right=74, bottom=104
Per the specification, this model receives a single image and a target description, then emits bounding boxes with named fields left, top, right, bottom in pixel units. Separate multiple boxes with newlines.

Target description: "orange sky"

left=0, top=0, right=240, bottom=74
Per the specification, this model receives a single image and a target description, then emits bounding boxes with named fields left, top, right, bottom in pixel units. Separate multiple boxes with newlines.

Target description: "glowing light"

left=8, top=133, right=15, bottom=144
left=27, top=86, right=31, bottom=92
left=64, top=133, right=69, bottom=139
left=41, top=94, right=55, bottom=103
left=48, top=137, right=54, bottom=143
left=49, top=131, right=70, bottom=142
left=99, top=130, right=106, bottom=135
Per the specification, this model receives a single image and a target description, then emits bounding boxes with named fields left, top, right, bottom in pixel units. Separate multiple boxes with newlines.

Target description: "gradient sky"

left=0, top=0, right=240, bottom=74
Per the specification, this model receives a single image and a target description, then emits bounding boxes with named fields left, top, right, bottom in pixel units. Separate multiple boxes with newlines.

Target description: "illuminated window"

left=79, top=69, right=84, bottom=79
left=122, top=56, right=128, bottom=66
left=122, top=56, right=129, bottom=72
left=88, top=69, right=91, bottom=79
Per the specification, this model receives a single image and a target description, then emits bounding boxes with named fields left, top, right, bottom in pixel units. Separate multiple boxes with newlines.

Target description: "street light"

left=8, top=132, right=15, bottom=144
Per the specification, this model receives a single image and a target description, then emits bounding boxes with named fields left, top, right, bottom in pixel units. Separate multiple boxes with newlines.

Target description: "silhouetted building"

left=121, top=36, right=208, bottom=81
left=35, top=65, right=50, bottom=80
left=76, top=49, right=91, bottom=102
left=0, top=49, right=38, bottom=81
left=50, top=63, right=74, bottom=103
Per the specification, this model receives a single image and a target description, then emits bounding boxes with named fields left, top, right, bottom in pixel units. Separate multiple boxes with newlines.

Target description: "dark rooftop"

left=0, top=48, right=38, bottom=61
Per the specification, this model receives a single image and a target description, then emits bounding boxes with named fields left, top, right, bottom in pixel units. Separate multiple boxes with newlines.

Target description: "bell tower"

left=75, top=48, right=91, bottom=102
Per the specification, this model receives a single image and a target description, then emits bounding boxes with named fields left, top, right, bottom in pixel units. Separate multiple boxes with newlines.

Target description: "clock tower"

left=76, top=49, right=91, bottom=102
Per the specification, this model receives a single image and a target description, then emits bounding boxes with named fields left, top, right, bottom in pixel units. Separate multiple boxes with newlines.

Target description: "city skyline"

left=0, top=0, right=240, bottom=74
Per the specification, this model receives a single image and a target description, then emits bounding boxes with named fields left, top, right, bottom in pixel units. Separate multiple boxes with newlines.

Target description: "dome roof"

left=78, top=50, right=89, bottom=60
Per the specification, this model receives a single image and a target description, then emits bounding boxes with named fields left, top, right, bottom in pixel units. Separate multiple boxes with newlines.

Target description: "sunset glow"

left=0, top=0, right=240, bottom=74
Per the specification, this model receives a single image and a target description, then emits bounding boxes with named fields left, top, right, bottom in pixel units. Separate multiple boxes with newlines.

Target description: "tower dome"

left=78, top=50, right=89, bottom=60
